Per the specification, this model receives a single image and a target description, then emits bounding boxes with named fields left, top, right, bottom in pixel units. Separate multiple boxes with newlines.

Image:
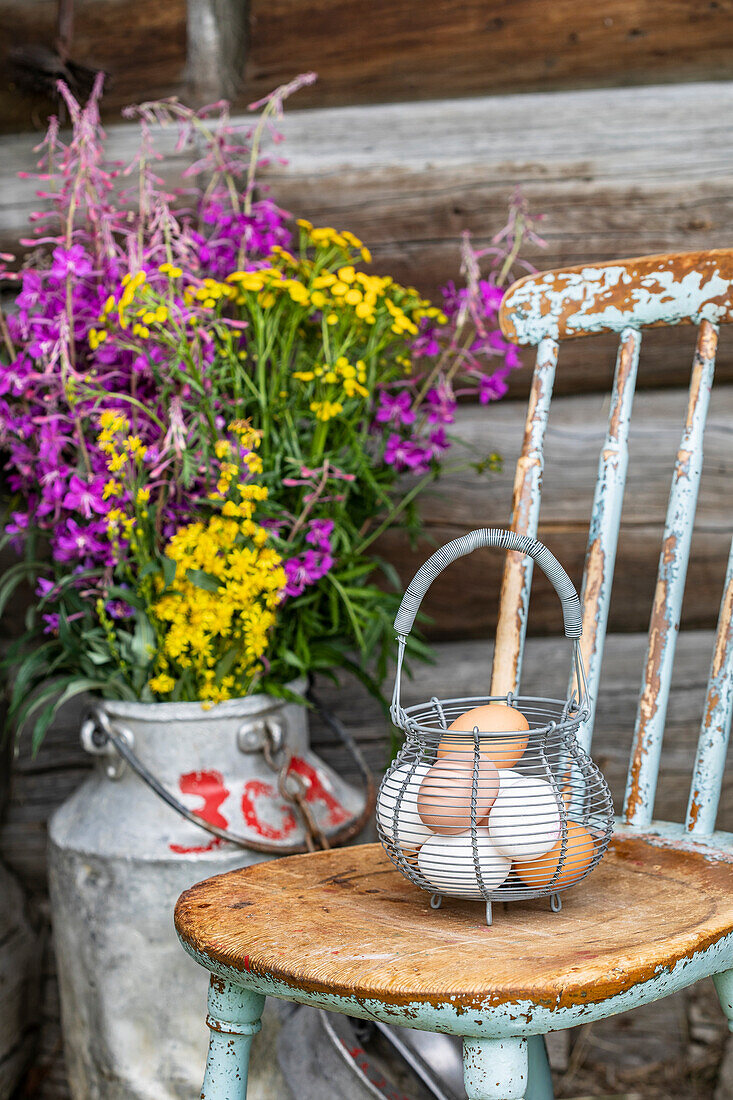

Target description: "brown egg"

left=514, top=822, right=596, bottom=889
left=438, top=703, right=530, bottom=769
left=416, top=757, right=500, bottom=836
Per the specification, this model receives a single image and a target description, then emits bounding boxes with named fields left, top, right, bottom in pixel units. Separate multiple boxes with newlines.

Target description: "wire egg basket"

left=378, top=529, right=614, bottom=925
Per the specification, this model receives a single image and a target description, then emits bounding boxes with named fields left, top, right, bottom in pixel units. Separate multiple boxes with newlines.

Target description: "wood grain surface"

left=7, top=629, right=731, bottom=1095
left=0, top=0, right=188, bottom=133
left=500, top=251, right=733, bottom=343
left=175, top=837, right=733, bottom=1012
left=240, top=0, right=733, bottom=109
left=377, top=381, right=733, bottom=640
left=3, top=82, right=733, bottom=394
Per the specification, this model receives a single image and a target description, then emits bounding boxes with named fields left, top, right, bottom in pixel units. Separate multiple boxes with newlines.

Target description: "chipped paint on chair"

left=177, top=250, right=733, bottom=1099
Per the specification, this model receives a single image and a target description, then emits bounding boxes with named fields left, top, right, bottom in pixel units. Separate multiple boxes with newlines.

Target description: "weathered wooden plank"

left=0, top=0, right=188, bottom=134
left=2, top=382, right=731, bottom=643
left=377, top=380, right=733, bottom=640
left=2, top=83, right=733, bottom=393
left=239, top=0, right=733, bottom=110
left=0, top=863, right=38, bottom=1099
left=624, top=322, right=717, bottom=827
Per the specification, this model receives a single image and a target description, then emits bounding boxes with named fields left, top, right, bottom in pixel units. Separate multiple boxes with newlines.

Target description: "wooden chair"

left=175, top=250, right=733, bottom=1100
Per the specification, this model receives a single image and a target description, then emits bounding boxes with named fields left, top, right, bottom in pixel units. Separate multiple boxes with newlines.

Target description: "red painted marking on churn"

left=170, top=769, right=230, bottom=854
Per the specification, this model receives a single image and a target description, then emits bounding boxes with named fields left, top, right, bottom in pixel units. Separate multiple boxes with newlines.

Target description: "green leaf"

left=7, top=641, right=58, bottom=718
left=186, top=569, right=222, bottom=593
left=129, top=613, right=156, bottom=667
left=215, top=645, right=241, bottom=681
left=30, top=677, right=109, bottom=755
left=106, top=586, right=146, bottom=611
left=162, top=555, right=177, bottom=588
left=0, top=561, right=47, bottom=618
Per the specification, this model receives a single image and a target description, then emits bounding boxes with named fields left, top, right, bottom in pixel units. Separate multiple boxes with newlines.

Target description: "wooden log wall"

left=3, top=0, right=733, bottom=132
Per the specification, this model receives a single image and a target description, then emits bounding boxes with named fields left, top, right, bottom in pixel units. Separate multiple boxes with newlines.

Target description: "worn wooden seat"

left=176, top=250, right=733, bottom=1099
left=176, top=837, right=733, bottom=1015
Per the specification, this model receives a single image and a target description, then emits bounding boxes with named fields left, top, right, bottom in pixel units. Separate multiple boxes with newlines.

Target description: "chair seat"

left=175, top=836, right=733, bottom=1015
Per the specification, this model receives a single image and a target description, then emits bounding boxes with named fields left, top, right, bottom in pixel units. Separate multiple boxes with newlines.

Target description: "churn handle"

left=393, top=529, right=582, bottom=640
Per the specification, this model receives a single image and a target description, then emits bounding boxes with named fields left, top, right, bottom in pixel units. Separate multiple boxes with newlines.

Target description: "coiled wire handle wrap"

left=390, top=529, right=588, bottom=724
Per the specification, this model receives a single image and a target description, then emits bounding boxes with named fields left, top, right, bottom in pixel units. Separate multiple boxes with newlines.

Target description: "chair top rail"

left=500, top=249, right=733, bottom=346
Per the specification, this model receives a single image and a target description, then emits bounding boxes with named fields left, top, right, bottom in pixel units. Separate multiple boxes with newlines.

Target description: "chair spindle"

left=571, top=327, right=641, bottom=753
left=686, top=538, right=733, bottom=836
left=491, top=337, right=557, bottom=697
left=624, top=320, right=718, bottom=828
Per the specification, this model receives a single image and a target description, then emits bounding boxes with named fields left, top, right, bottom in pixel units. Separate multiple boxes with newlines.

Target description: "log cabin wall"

left=3, top=3, right=733, bottom=1095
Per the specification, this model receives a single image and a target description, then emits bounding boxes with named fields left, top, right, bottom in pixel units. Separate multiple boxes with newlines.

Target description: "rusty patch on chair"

left=625, top=549, right=675, bottom=822
left=608, top=331, right=638, bottom=441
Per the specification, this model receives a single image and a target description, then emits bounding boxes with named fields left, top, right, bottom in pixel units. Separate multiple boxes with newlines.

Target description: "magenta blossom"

left=478, top=369, right=511, bottom=404
left=283, top=547, right=335, bottom=598
left=54, top=519, right=109, bottom=563
left=375, top=390, right=416, bottom=427
left=62, top=475, right=108, bottom=519
left=50, top=245, right=94, bottom=282
left=383, top=433, right=435, bottom=474
left=305, top=518, right=334, bottom=549
left=424, top=386, right=456, bottom=426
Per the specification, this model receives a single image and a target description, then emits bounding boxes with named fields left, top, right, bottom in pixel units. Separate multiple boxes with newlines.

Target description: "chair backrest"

left=497, top=250, right=733, bottom=842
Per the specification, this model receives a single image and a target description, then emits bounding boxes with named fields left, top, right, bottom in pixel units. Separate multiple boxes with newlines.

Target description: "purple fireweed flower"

left=36, top=576, right=55, bottom=602
left=383, top=433, right=434, bottom=474
left=411, top=323, right=440, bottom=359
left=375, top=390, right=416, bottom=427
left=283, top=547, right=335, bottom=598
left=54, top=518, right=109, bottom=563
left=478, top=368, right=511, bottom=405
left=429, top=427, right=450, bottom=457
left=37, top=468, right=68, bottom=516
left=478, top=280, right=504, bottom=317
left=62, top=474, right=108, bottom=519
left=42, top=613, right=60, bottom=635
left=305, top=518, right=334, bottom=549
left=424, top=386, right=456, bottom=426
left=106, top=599, right=134, bottom=619
left=486, top=329, right=521, bottom=371
left=50, top=245, right=94, bottom=281
left=0, top=355, right=34, bottom=397
left=6, top=510, right=29, bottom=550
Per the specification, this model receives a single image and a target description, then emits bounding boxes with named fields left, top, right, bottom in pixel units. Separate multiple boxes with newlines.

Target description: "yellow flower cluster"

left=183, top=277, right=237, bottom=311
left=208, top=422, right=265, bottom=501
left=297, top=220, right=372, bottom=263
left=293, top=355, right=369, bottom=421
left=96, top=411, right=151, bottom=541
left=149, top=508, right=285, bottom=705
left=98, top=411, right=147, bottom=480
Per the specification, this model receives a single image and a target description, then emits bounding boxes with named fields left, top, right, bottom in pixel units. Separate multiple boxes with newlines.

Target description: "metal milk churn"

left=48, top=685, right=370, bottom=1099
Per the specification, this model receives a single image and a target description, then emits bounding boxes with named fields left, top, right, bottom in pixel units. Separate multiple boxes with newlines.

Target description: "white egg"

left=488, top=775, right=562, bottom=859
left=417, top=828, right=511, bottom=897
left=377, top=761, right=434, bottom=849
left=497, top=768, right=524, bottom=787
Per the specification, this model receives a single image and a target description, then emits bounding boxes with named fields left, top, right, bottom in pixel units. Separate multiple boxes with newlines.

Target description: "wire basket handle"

left=391, top=530, right=586, bottom=723
left=394, top=529, right=582, bottom=639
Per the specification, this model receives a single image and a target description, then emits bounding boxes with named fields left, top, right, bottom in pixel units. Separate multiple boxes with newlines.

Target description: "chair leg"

left=463, top=1036, right=528, bottom=1100
left=201, top=976, right=265, bottom=1100
left=714, top=969, right=733, bottom=1032
left=526, top=1034, right=555, bottom=1099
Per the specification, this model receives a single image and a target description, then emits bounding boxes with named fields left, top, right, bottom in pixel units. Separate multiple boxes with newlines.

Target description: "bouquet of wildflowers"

left=0, top=74, right=544, bottom=748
